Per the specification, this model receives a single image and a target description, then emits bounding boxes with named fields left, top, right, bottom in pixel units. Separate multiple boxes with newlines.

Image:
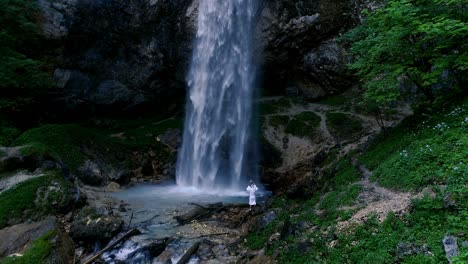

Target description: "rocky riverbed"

left=75, top=183, right=272, bottom=263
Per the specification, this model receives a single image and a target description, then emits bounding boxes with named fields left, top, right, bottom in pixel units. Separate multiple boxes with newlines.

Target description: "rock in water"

left=442, top=235, right=459, bottom=263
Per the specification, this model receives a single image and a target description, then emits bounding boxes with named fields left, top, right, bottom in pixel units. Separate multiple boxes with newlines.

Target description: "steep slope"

left=244, top=98, right=468, bottom=263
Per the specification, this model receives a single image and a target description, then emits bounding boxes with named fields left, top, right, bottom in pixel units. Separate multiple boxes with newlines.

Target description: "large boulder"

left=0, top=217, right=74, bottom=263
left=70, top=206, right=123, bottom=244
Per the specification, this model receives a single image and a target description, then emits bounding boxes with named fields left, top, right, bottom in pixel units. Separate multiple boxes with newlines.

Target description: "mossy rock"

left=0, top=217, right=74, bottom=264
left=268, top=111, right=321, bottom=140
left=0, top=170, right=82, bottom=229
left=70, top=206, right=123, bottom=244
left=326, top=112, right=364, bottom=141
left=14, top=125, right=95, bottom=170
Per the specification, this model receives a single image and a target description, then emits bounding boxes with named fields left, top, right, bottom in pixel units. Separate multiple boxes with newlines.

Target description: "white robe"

left=246, top=184, right=258, bottom=205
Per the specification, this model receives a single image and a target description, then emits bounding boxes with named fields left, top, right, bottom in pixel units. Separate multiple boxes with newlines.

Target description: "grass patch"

left=326, top=112, right=364, bottom=141
left=249, top=100, right=467, bottom=263
left=0, top=170, right=73, bottom=229
left=249, top=100, right=468, bottom=264
left=329, top=159, right=361, bottom=189
left=0, top=231, right=54, bottom=264
left=361, top=102, right=468, bottom=191
left=268, top=187, right=466, bottom=264
left=319, top=185, right=361, bottom=210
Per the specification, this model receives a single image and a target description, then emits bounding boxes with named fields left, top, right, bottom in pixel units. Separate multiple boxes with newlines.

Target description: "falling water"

left=176, top=0, right=257, bottom=191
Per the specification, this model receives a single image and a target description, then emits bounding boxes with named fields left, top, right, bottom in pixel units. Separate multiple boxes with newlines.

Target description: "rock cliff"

left=38, top=0, right=375, bottom=114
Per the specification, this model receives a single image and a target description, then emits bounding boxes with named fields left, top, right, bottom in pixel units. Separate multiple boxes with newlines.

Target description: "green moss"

left=330, top=159, right=361, bottom=189
left=13, top=118, right=182, bottom=171
left=0, top=170, right=72, bottom=229
left=268, top=111, right=321, bottom=139
left=259, top=98, right=293, bottom=116
left=268, top=115, right=290, bottom=128
left=326, top=112, right=364, bottom=141
left=0, top=231, right=54, bottom=264
left=118, top=117, right=182, bottom=147
left=319, top=185, right=361, bottom=210
left=15, top=124, right=98, bottom=170
left=285, top=111, right=321, bottom=138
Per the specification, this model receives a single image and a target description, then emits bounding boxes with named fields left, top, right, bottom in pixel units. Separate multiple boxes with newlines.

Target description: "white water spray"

left=176, top=0, right=257, bottom=191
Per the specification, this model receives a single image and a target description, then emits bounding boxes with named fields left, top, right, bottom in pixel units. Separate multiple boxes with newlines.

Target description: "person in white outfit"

left=246, top=180, right=258, bottom=210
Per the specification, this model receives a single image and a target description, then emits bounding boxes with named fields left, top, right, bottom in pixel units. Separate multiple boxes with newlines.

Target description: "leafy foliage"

left=344, top=0, right=468, bottom=105
left=0, top=0, right=53, bottom=112
left=361, top=100, right=468, bottom=190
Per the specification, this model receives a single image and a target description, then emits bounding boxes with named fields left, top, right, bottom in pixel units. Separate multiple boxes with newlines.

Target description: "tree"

left=343, top=0, right=467, bottom=105
left=0, top=0, right=52, bottom=113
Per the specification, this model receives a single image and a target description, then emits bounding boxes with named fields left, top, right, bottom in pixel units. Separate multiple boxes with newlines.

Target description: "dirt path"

left=337, top=160, right=419, bottom=230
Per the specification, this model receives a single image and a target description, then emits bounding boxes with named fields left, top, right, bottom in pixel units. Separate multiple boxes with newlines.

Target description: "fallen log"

left=82, top=228, right=141, bottom=264
left=187, top=232, right=230, bottom=239
left=176, top=241, right=200, bottom=264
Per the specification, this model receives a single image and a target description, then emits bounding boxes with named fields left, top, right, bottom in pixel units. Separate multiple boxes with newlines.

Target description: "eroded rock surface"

left=70, top=206, right=123, bottom=244
left=0, top=217, right=74, bottom=263
left=39, top=0, right=380, bottom=114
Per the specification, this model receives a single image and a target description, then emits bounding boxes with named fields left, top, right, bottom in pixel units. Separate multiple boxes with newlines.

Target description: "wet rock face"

left=38, top=0, right=78, bottom=39
left=257, top=0, right=358, bottom=96
left=43, top=0, right=194, bottom=115
left=70, top=206, right=123, bottom=244
left=39, top=0, right=370, bottom=114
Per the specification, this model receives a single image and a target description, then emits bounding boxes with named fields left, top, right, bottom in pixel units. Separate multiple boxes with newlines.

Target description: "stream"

left=89, top=182, right=269, bottom=263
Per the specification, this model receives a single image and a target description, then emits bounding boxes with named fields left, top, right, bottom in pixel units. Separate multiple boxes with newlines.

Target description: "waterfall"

left=176, top=0, right=257, bottom=191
